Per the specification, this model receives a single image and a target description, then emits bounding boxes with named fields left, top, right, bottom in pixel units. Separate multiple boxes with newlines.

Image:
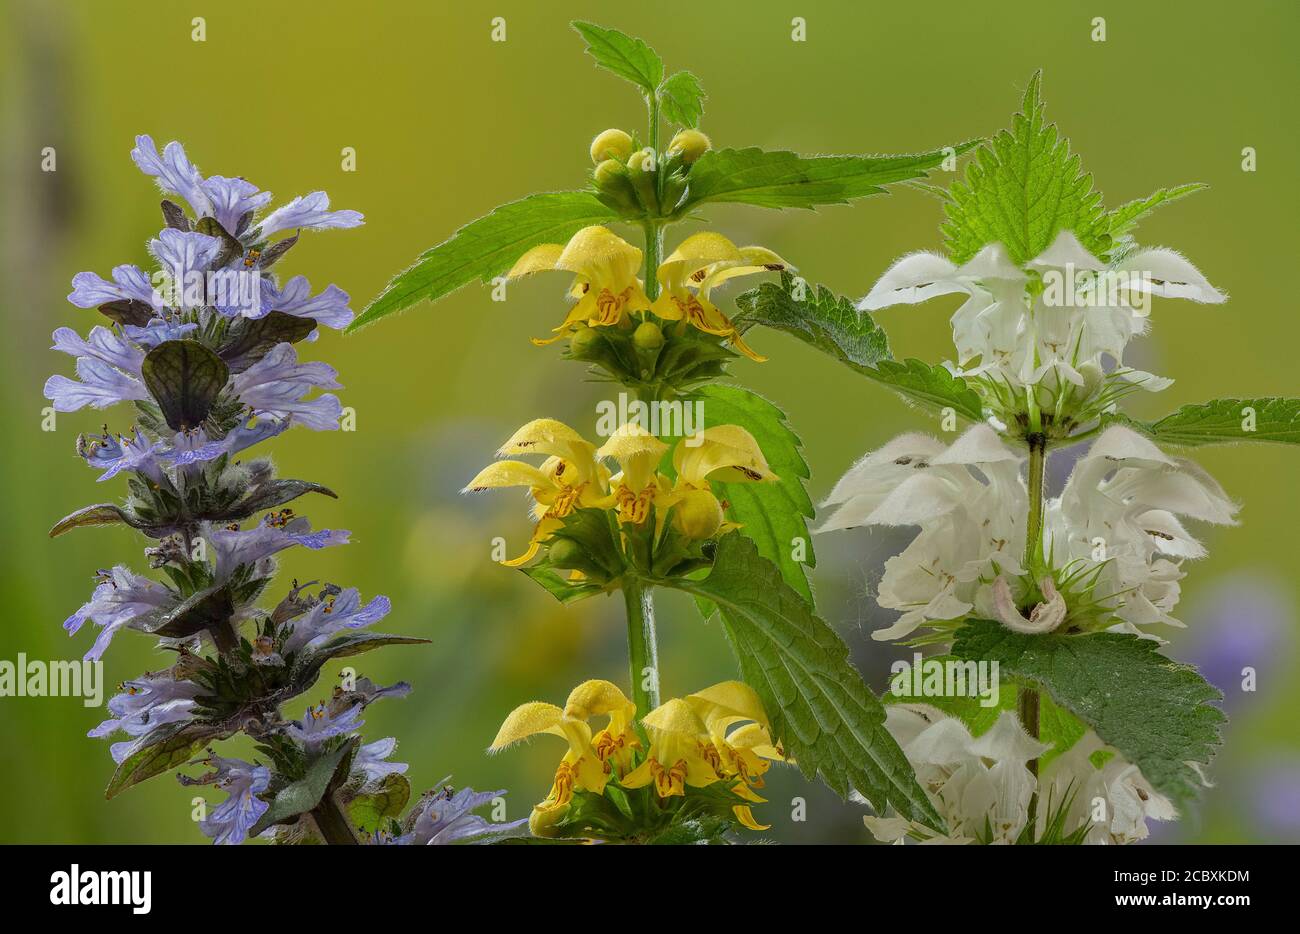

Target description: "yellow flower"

left=595, top=423, right=669, bottom=526
left=622, top=681, right=784, bottom=831
left=491, top=679, right=640, bottom=816
left=507, top=226, right=652, bottom=345
left=661, top=426, right=778, bottom=539
left=462, top=419, right=610, bottom=565
left=652, top=232, right=789, bottom=362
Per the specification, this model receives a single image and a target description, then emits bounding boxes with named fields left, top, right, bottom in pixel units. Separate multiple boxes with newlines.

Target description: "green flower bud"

left=668, top=129, right=711, bottom=164
left=546, top=537, right=588, bottom=570
left=632, top=320, right=664, bottom=351
left=625, top=148, right=660, bottom=214
left=590, top=128, right=634, bottom=164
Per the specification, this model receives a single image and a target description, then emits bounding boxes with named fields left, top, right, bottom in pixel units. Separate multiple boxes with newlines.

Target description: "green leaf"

left=106, top=721, right=228, bottom=799
left=658, top=70, right=705, bottom=128
left=218, top=479, right=338, bottom=521
left=683, top=143, right=977, bottom=211
left=48, top=503, right=134, bottom=538
left=669, top=533, right=944, bottom=830
left=735, top=274, right=984, bottom=421
left=687, top=385, right=816, bottom=606
left=952, top=620, right=1225, bottom=808
left=347, top=773, right=412, bottom=834
left=519, top=566, right=605, bottom=605
left=572, top=21, right=663, bottom=94
left=942, top=72, right=1109, bottom=264
left=349, top=192, right=618, bottom=331
left=218, top=311, right=319, bottom=370
left=141, top=340, right=230, bottom=431
left=249, top=742, right=355, bottom=837
left=1105, top=398, right=1300, bottom=446
left=1106, top=183, right=1207, bottom=241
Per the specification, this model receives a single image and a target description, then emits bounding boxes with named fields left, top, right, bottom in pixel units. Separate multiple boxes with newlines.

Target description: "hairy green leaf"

left=669, top=533, right=944, bottom=829
left=659, top=70, right=705, bottom=128
left=942, top=72, right=1109, bottom=264
left=572, top=21, right=663, bottom=94
left=688, top=385, right=816, bottom=605
left=1106, top=183, right=1207, bottom=241
left=953, top=620, right=1225, bottom=808
left=347, top=773, right=412, bottom=834
left=683, top=143, right=976, bottom=211
left=141, top=340, right=230, bottom=431
left=349, top=192, right=618, bottom=331
left=106, top=721, right=229, bottom=799
left=1105, top=398, right=1300, bottom=446
left=249, top=742, right=355, bottom=837
left=49, top=503, right=134, bottom=538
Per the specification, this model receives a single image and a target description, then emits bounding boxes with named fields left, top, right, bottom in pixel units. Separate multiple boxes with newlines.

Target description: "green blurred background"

left=2, top=0, right=1297, bottom=843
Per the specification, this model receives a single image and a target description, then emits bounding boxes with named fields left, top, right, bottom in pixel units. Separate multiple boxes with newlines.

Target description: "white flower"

left=819, top=425, right=1026, bottom=640
left=861, top=230, right=1225, bottom=389
left=1047, top=426, right=1237, bottom=633
left=861, top=704, right=1047, bottom=844
left=1039, top=734, right=1177, bottom=844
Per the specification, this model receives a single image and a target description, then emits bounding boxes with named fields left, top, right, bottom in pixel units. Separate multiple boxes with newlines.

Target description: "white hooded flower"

left=820, top=425, right=1026, bottom=640
left=1047, top=426, right=1237, bottom=633
left=1039, top=733, right=1177, bottom=844
left=861, top=230, right=1224, bottom=390
left=861, top=704, right=1048, bottom=844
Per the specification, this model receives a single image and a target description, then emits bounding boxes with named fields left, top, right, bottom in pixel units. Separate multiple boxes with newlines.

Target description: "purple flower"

left=90, top=671, right=202, bottom=763
left=68, top=264, right=162, bottom=310
left=149, top=229, right=221, bottom=301
left=229, top=342, right=343, bottom=430
left=165, top=418, right=289, bottom=469
left=44, top=355, right=148, bottom=412
left=1250, top=760, right=1300, bottom=841
left=180, top=753, right=271, bottom=846
left=261, top=275, right=354, bottom=330
left=286, top=702, right=365, bottom=747
left=82, top=431, right=165, bottom=484
left=131, top=135, right=214, bottom=219
left=281, top=588, right=392, bottom=655
left=203, top=175, right=272, bottom=235
left=209, top=515, right=350, bottom=580
left=256, top=191, right=363, bottom=238
left=352, top=737, right=409, bottom=789
left=124, top=318, right=198, bottom=347
left=64, top=567, right=175, bottom=661
left=407, top=783, right=528, bottom=845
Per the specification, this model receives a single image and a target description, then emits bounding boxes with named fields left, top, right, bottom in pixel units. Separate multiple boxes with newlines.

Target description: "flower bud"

left=546, top=537, right=587, bottom=569
left=625, top=148, right=660, bottom=214
left=1079, top=361, right=1104, bottom=397
left=569, top=326, right=603, bottom=360
left=632, top=320, right=664, bottom=352
left=673, top=489, right=724, bottom=540
left=529, top=805, right=567, bottom=837
left=668, top=129, right=711, bottom=164
left=590, top=128, right=634, bottom=164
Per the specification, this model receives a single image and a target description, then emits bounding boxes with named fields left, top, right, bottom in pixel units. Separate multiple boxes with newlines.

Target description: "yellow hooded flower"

left=490, top=679, right=640, bottom=815
left=507, top=226, right=652, bottom=344
left=685, top=680, right=784, bottom=792
left=661, top=426, right=778, bottom=539
left=651, top=232, right=789, bottom=362
left=620, top=698, right=722, bottom=798
left=595, top=423, right=670, bottom=526
left=463, top=419, right=609, bottom=565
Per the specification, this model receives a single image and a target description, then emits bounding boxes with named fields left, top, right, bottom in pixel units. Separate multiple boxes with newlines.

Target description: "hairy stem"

left=311, top=793, right=360, bottom=845
left=1024, top=434, right=1047, bottom=570
left=622, top=577, right=661, bottom=715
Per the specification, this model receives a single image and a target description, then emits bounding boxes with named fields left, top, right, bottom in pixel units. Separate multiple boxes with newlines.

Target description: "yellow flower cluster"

left=491, top=679, right=784, bottom=835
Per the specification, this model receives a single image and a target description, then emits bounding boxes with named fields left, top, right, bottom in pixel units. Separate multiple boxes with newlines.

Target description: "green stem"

left=622, top=577, right=660, bottom=715
left=311, top=793, right=360, bottom=845
left=1024, top=434, right=1047, bottom=571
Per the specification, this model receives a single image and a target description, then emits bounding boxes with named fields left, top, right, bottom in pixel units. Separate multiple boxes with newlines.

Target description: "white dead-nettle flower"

left=1045, top=425, right=1238, bottom=635
left=819, top=425, right=1026, bottom=640
left=860, top=704, right=1047, bottom=844
left=1038, top=734, right=1178, bottom=844
left=860, top=230, right=1225, bottom=389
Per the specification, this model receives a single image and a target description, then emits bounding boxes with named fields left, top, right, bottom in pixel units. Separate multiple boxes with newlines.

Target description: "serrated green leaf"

left=572, top=21, right=663, bottom=94
left=659, top=70, right=705, bottom=128
left=942, top=72, right=1109, bottom=264
left=683, top=143, right=977, bottom=211
left=734, top=274, right=984, bottom=421
left=952, top=620, right=1225, bottom=808
left=669, top=533, right=944, bottom=830
left=1105, top=398, right=1300, bottom=446
left=106, top=721, right=229, bottom=799
left=687, top=385, right=815, bottom=606
left=349, top=192, right=618, bottom=331
left=1106, top=183, right=1207, bottom=241
left=141, top=339, right=230, bottom=431
left=249, top=742, right=354, bottom=837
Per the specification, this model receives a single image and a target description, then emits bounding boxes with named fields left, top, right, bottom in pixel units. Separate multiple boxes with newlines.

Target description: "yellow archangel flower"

left=507, top=226, right=652, bottom=344
left=622, top=680, right=785, bottom=831
left=490, top=680, right=640, bottom=817
left=652, top=231, right=790, bottom=362
left=462, top=419, right=610, bottom=566
left=595, top=422, right=670, bottom=526
left=661, top=425, right=778, bottom=540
